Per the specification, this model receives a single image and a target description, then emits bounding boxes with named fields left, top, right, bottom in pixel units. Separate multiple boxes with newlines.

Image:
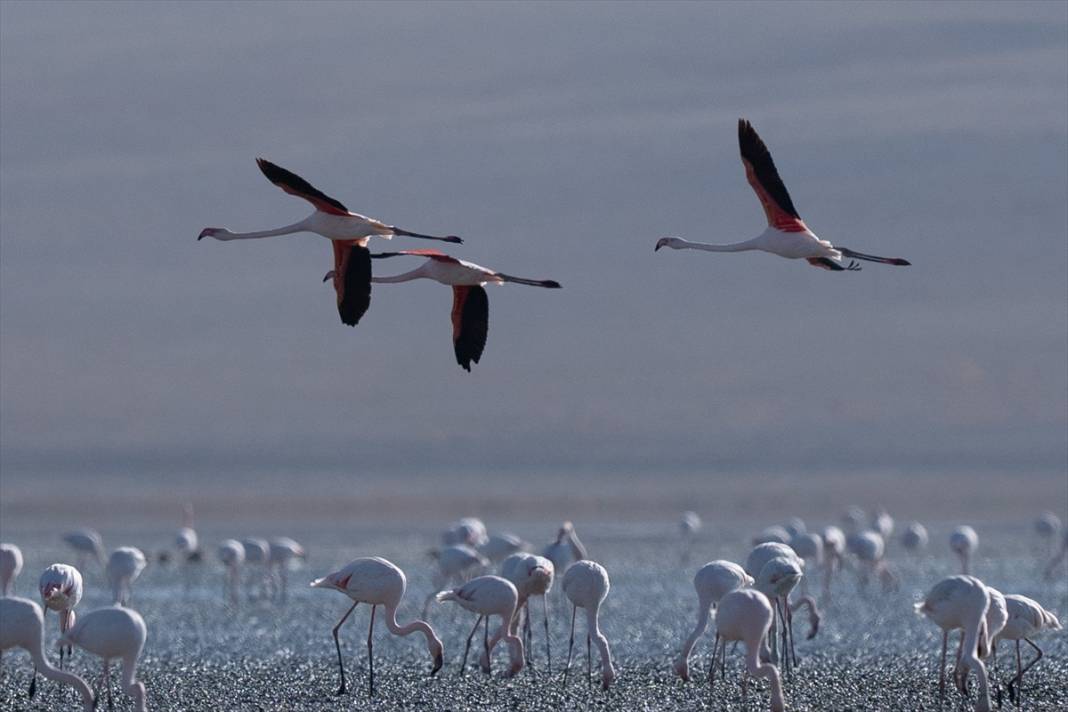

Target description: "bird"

left=0, top=597, right=95, bottom=711
left=950, top=526, right=979, bottom=575
left=562, top=560, right=615, bottom=690
left=709, top=589, right=785, bottom=712
left=500, top=552, right=554, bottom=670
left=674, top=560, right=752, bottom=681
left=199, top=158, right=462, bottom=326
left=994, top=594, right=1061, bottom=705
left=175, top=504, right=199, bottom=562
left=753, top=555, right=821, bottom=675
left=752, top=525, right=792, bottom=546
left=1034, top=511, right=1062, bottom=558
left=820, top=525, right=846, bottom=601
left=916, top=575, right=993, bottom=711
left=901, top=522, right=929, bottom=553
left=356, top=249, right=560, bottom=371
left=240, top=537, right=271, bottom=600
left=782, top=518, right=807, bottom=539
left=479, top=532, right=527, bottom=564
left=1, top=542, right=23, bottom=596
left=1045, top=530, right=1068, bottom=581
left=268, top=537, right=306, bottom=603
left=217, top=539, right=245, bottom=606
left=38, top=563, right=83, bottom=667
left=442, top=518, right=489, bottom=548
left=60, top=605, right=148, bottom=712
left=105, top=547, right=147, bottom=606
left=789, top=532, right=823, bottom=595
left=679, top=511, right=702, bottom=563
left=848, top=530, right=897, bottom=591
left=435, top=575, right=524, bottom=677
left=311, top=557, right=444, bottom=697
left=872, top=508, right=894, bottom=540
left=542, top=522, right=588, bottom=589
left=654, top=119, right=910, bottom=272
left=422, top=544, right=488, bottom=618
left=62, top=529, right=105, bottom=572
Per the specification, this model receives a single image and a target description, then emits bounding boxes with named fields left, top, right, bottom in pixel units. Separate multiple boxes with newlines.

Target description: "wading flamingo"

left=501, top=553, right=554, bottom=670
left=0, top=597, right=94, bottom=711
left=217, top=540, right=245, bottom=606
left=1034, top=511, right=1062, bottom=558
left=916, top=575, right=992, bottom=711
left=39, top=564, right=83, bottom=668
left=789, top=533, right=823, bottom=595
left=62, top=529, right=104, bottom=572
left=60, top=606, right=147, bottom=712
left=435, top=575, right=524, bottom=677
left=542, top=522, right=588, bottom=590
left=848, top=531, right=898, bottom=591
left=709, top=589, right=785, bottom=712
left=994, top=594, right=1061, bottom=705
left=1, top=543, right=23, bottom=596
left=752, top=526, right=791, bottom=546
left=754, top=556, right=821, bottom=675
left=655, top=119, right=910, bottom=272
left=311, top=557, right=444, bottom=697
left=901, top=522, right=929, bottom=552
left=105, top=547, right=147, bottom=606
left=199, top=158, right=462, bottom=326
left=240, top=537, right=271, bottom=599
left=820, top=525, right=846, bottom=601
left=674, top=560, right=752, bottom=681
left=562, top=560, right=615, bottom=690
left=950, top=526, right=979, bottom=575
left=680, top=511, right=702, bottom=564
left=350, top=250, right=559, bottom=371
left=479, top=533, right=526, bottom=564
left=268, top=537, right=306, bottom=603
left=423, top=544, right=487, bottom=617
left=442, top=518, right=489, bottom=548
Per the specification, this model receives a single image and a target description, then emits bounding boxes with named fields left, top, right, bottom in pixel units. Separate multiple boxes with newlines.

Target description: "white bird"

left=820, top=525, right=846, bottom=601
left=38, top=563, right=83, bottom=667
left=872, top=507, right=894, bottom=539
left=848, top=530, right=897, bottom=590
left=916, top=575, right=993, bottom=711
left=106, top=547, right=147, bottom=606
left=443, top=517, right=489, bottom=548
left=752, top=526, right=791, bottom=546
left=268, top=537, right=306, bottom=603
left=435, top=575, right=524, bottom=677
left=674, top=560, right=752, bottom=681
left=60, top=606, right=148, bottom=712
left=1, top=543, right=23, bottom=596
left=655, top=119, right=910, bottom=272
left=562, top=560, right=615, bottom=690
left=782, top=517, right=806, bottom=539
left=199, top=158, right=462, bottom=326
left=789, top=532, right=823, bottom=595
left=994, top=594, right=1061, bottom=705
left=501, top=553, right=554, bottom=670
left=950, top=526, right=979, bottom=575
left=709, top=589, right=785, bottom=712
left=841, top=506, right=867, bottom=535
left=479, top=532, right=526, bottom=564
left=0, top=597, right=94, bottom=711
left=311, top=557, right=444, bottom=697
left=361, top=250, right=561, bottom=371
left=62, top=529, right=104, bottom=572
left=901, top=522, right=929, bottom=552
left=542, top=522, right=588, bottom=583
left=753, top=555, right=821, bottom=675
left=423, top=544, right=488, bottom=617
left=175, top=504, right=199, bottom=561
left=679, top=511, right=702, bottom=564
left=745, top=542, right=800, bottom=581
left=240, top=537, right=271, bottom=599
left=1034, top=511, right=1062, bottom=558
left=217, top=539, right=245, bottom=606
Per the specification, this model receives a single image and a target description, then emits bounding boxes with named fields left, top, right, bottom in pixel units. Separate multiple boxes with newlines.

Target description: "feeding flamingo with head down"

left=674, top=560, right=752, bottom=681
left=435, top=575, right=524, bottom=678
left=60, top=605, right=148, bottom=712
left=709, top=589, right=786, bottom=712
left=655, top=119, right=910, bottom=272
left=199, top=159, right=462, bottom=326
left=562, top=560, right=616, bottom=691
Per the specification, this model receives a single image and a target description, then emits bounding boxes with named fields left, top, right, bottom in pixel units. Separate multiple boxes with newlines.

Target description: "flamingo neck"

left=224, top=219, right=310, bottom=240
left=30, top=643, right=94, bottom=710
left=680, top=238, right=760, bottom=253
left=384, top=605, right=441, bottom=649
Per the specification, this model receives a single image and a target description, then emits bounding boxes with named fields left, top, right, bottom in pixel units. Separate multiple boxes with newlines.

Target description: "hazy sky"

left=1, top=1, right=1066, bottom=477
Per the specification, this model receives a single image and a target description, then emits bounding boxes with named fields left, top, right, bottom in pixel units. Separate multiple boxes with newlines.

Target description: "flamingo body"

left=106, top=547, right=147, bottom=606
left=562, top=560, right=615, bottom=690
left=674, top=560, right=752, bottom=680
left=436, top=575, right=524, bottom=676
left=60, top=606, right=148, bottom=712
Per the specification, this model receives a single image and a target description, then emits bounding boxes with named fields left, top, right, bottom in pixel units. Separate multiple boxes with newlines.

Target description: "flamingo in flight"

left=199, top=158, right=462, bottom=326
left=342, top=250, right=560, bottom=371
left=655, top=119, right=911, bottom=272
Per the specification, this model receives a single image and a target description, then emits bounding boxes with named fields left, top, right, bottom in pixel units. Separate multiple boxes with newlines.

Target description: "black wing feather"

left=338, top=245, right=371, bottom=326
left=256, top=158, right=350, bottom=214
left=738, top=120, right=801, bottom=220
left=454, top=286, right=489, bottom=372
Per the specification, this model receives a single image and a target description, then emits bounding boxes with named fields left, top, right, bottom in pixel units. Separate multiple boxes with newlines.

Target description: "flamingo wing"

left=451, top=286, right=488, bottom=372
left=738, top=119, right=807, bottom=232
left=256, top=158, right=352, bottom=216
left=331, top=241, right=372, bottom=326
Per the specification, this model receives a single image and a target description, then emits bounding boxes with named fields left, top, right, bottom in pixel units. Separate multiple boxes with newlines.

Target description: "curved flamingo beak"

left=430, top=650, right=443, bottom=676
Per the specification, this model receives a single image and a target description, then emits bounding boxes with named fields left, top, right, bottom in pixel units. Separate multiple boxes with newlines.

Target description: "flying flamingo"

left=916, top=575, right=992, bottom=711
left=0, top=597, right=95, bottom=711
left=1, top=543, right=23, bottom=596
left=679, top=511, right=702, bottom=564
left=343, top=250, right=560, bottom=371
left=62, top=529, right=104, bottom=572
left=654, top=119, right=910, bottom=272
left=674, top=560, right=752, bottom=681
left=217, top=539, right=245, bottom=606
left=311, top=557, right=444, bottom=697
left=709, top=589, right=785, bottom=712
left=199, top=158, right=462, bottom=326
left=562, top=560, right=615, bottom=690
left=60, top=606, right=148, bottom=712
left=500, top=553, right=554, bottom=669
left=105, top=547, right=147, bottom=606
left=994, top=594, right=1061, bottom=705
left=240, top=537, right=271, bottom=599
left=950, top=526, right=979, bottom=575
left=901, top=522, right=929, bottom=552
left=435, top=575, right=524, bottom=677
left=268, top=537, right=306, bottom=603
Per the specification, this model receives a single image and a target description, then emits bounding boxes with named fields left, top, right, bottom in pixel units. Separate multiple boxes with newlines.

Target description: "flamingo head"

left=429, top=640, right=444, bottom=676
left=655, top=237, right=683, bottom=252
left=198, top=227, right=231, bottom=241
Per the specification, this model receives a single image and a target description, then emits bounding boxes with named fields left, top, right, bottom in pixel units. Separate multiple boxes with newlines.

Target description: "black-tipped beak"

left=654, top=243, right=662, bottom=251
left=431, top=652, right=443, bottom=676
left=444, top=235, right=463, bottom=244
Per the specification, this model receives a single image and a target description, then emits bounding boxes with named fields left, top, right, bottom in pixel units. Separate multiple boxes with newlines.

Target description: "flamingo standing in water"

left=1, top=543, right=23, bottom=596
left=423, top=544, right=487, bottom=617
left=500, top=553, right=554, bottom=669
left=542, top=522, right=588, bottom=589
left=916, top=575, right=992, bottom=711
left=994, top=594, right=1061, bottom=705
left=709, top=589, right=785, bottom=712
left=199, top=158, right=462, bottom=326
left=38, top=564, right=83, bottom=666
left=105, top=547, right=147, bottom=606
left=674, top=560, right=752, bottom=681
left=950, top=526, right=980, bottom=575
left=62, top=529, right=104, bottom=572
left=240, top=537, right=271, bottom=599
left=217, top=540, right=245, bottom=606
left=820, top=525, right=846, bottom=601
left=479, top=533, right=526, bottom=564
left=679, top=511, right=702, bottom=564
left=311, top=557, right=444, bottom=697
left=435, top=575, right=524, bottom=677
left=442, top=518, right=489, bottom=548
left=60, top=606, right=148, bottom=712
left=268, top=537, right=306, bottom=603
left=562, top=560, right=615, bottom=690
left=901, top=522, right=929, bottom=552
left=0, top=597, right=95, bottom=711
left=1033, top=511, right=1062, bottom=558
left=654, top=119, right=911, bottom=272
left=344, top=250, right=560, bottom=371
left=789, top=532, right=823, bottom=595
